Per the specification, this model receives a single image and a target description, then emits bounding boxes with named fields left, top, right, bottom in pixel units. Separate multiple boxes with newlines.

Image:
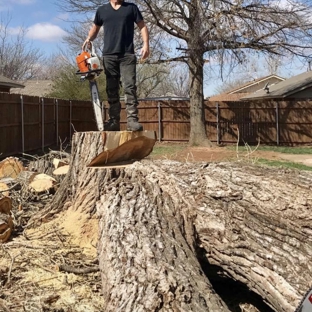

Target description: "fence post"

left=41, top=97, right=44, bottom=152
left=20, top=95, right=25, bottom=153
left=216, top=102, right=220, bottom=145
left=55, top=99, right=59, bottom=147
left=157, top=101, right=162, bottom=142
left=276, top=102, right=279, bottom=145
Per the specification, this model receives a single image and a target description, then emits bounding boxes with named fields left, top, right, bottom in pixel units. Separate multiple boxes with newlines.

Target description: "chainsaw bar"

left=89, top=79, right=104, bottom=131
left=76, top=42, right=104, bottom=131
left=295, top=286, right=312, bottom=312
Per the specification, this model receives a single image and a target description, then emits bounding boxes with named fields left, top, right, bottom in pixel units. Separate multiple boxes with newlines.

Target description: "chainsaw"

left=295, top=286, right=312, bottom=311
left=76, top=42, right=104, bottom=131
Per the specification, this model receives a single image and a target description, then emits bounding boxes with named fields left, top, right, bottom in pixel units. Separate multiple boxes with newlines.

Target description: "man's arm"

left=137, top=20, right=150, bottom=60
left=82, top=24, right=101, bottom=50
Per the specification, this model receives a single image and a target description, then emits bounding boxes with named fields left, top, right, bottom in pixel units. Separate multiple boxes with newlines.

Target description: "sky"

left=0, top=0, right=71, bottom=56
left=0, top=0, right=309, bottom=97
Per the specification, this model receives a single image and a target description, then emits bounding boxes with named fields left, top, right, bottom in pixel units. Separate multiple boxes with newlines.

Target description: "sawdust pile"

left=0, top=203, right=104, bottom=312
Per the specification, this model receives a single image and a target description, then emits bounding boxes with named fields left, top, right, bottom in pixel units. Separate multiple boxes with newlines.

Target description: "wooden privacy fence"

left=209, top=100, right=312, bottom=145
left=1, top=93, right=312, bottom=158
left=0, top=93, right=97, bottom=158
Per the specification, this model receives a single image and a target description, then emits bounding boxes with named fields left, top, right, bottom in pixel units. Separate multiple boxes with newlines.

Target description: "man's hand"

left=82, top=38, right=92, bottom=51
left=140, top=44, right=150, bottom=60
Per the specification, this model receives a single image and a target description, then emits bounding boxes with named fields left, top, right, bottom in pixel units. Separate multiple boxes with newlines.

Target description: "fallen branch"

left=58, top=264, right=99, bottom=274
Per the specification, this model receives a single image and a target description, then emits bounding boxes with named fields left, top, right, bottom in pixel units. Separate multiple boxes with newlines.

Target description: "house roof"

left=10, top=80, right=53, bottom=97
left=242, top=71, right=312, bottom=100
left=0, top=74, right=25, bottom=88
left=209, top=93, right=249, bottom=102
left=228, top=74, right=285, bottom=94
left=208, top=74, right=285, bottom=101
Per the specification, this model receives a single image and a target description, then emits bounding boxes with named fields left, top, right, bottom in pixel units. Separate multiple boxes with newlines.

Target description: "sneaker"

left=104, top=119, right=120, bottom=131
left=127, top=118, right=143, bottom=131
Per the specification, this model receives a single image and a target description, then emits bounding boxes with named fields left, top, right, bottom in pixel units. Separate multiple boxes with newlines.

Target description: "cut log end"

left=0, top=157, right=25, bottom=179
left=0, top=182, right=9, bottom=197
left=53, top=165, right=70, bottom=176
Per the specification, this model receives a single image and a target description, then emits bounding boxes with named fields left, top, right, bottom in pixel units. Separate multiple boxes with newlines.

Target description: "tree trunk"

left=31, top=132, right=311, bottom=311
left=187, top=2, right=212, bottom=147
left=188, top=51, right=211, bottom=147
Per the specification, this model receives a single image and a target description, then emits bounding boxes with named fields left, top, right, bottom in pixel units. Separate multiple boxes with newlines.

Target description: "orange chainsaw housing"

left=76, top=51, right=91, bottom=73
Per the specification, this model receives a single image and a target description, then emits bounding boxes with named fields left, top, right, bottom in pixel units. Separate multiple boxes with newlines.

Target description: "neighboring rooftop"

left=209, top=74, right=285, bottom=102
left=0, top=74, right=25, bottom=90
left=242, top=70, right=312, bottom=100
left=228, top=74, right=285, bottom=94
left=10, top=80, right=53, bottom=97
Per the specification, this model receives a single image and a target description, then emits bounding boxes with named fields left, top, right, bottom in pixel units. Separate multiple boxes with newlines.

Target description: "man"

left=83, top=0, right=149, bottom=131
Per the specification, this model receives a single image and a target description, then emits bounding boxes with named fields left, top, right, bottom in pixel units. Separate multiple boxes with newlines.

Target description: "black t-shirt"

left=94, top=2, right=143, bottom=55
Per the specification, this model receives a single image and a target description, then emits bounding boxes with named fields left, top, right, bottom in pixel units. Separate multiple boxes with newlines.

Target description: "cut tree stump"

left=53, top=165, right=69, bottom=176
left=29, top=174, right=56, bottom=193
left=29, top=131, right=312, bottom=311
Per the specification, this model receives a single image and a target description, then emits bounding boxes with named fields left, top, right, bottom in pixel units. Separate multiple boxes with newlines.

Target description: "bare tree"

left=168, top=64, right=189, bottom=97
left=214, top=54, right=284, bottom=94
left=0, top=14, right=45, bottom=80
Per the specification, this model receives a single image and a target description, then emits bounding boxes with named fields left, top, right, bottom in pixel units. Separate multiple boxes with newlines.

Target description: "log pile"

left=0, top=152, right=70, bottom=243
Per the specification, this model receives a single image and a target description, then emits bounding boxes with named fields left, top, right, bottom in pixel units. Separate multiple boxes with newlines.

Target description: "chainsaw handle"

left=83, top=40, right=96, bottom=56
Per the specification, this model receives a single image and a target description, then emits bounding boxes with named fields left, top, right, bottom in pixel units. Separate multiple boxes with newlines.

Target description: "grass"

left=149, top=143, right=186, bottom=157
left=230, top=145, right=312, bottom=154
left=256, top=158, right=312, bottom=171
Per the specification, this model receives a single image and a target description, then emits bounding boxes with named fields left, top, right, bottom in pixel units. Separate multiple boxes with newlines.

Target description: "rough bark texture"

left=96, top=160, right=311, bottom=311
left=96, top=164, right=229, bottom=312
left=193, top=163, right=312, bottom=311
left=32, top=132, right=312, bottom=311
left=188, top=53, right=210, bottom=147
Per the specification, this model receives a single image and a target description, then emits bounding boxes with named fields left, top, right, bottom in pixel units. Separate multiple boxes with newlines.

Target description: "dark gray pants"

left=103, top=54, right=139, bottom=121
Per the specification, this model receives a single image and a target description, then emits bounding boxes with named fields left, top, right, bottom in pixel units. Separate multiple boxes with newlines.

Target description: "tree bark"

left=96, top=165, right=229, bottom=312
left=0, top=195, right=13, bottom=243
left=31, top=131, right=311, bottom=311
left=188, top=51, right=211, bottom=147
left=187, top=2, right=212, bottom=147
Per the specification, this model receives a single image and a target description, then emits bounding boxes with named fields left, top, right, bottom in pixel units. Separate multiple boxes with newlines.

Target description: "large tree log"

left=30, top=132, right=312, bottom=311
